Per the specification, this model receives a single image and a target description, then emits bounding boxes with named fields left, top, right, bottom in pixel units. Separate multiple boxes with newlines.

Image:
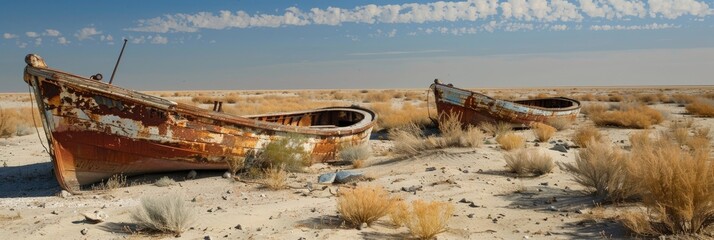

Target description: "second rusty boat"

left=23, top=54, right=376, bottom=192
left=431, top=80, right=580, bottom=128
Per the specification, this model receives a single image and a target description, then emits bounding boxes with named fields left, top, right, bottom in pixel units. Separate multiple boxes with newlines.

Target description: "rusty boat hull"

left=23, top=54, right=376, bottom=192
left=431, top=82, right=580, bottom=128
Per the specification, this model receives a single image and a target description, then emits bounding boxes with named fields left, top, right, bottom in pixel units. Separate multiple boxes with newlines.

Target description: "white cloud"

left=127, top=0, right=711, bottom=33
left=3, top=33, right=18, bottom=39
left=129, top=36, right=145, bottom=44
left=18, top=42, right=28, bottom=48
left=590, top=22, right=680, bottom=30
left=100, top=34, right=114, bottom=42
left=44, top=29, right=61, bottom=37
left=75, top=27, right=102, bottom=40
left=150, top=35, right=168, bottom=44
left=550, top=24, right=568, bottom=30
left=34, top=38, right=42, bottom=46
left=58, top=37, right=70, bottom=45
left=26, top=32, right=39, bottom=38
left=648, top=0, right=710, bottom=18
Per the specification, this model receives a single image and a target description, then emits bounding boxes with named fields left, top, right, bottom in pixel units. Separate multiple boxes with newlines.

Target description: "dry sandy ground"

left=1, top=95, right=713, bottom=240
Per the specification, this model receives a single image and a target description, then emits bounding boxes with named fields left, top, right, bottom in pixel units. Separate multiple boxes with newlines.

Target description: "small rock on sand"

left=187, top=170, right=198, bottom=179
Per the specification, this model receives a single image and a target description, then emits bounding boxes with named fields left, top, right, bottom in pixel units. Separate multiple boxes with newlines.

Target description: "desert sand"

left=1, top=87, right=713, bottom=240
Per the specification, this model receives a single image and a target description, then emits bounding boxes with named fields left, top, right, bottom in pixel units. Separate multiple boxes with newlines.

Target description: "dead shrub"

left=339, top=144, right=371, bottom=169
left=559, top=139, right=634, bottom=201
left=262, top=165, right=287, bottom=190
left=364, top=91, right=392, bottom=103
left=0, top=107, right=37, bottom=138
left=390, top=123, right=431, bottom=155
left=337, top=185, right=397, bottom=227
left=618, top=211, right=657, bottom=236
left=685, top=99, right=714, bottom=117
left=154, top=176, right=175, bottom=187
left=546, top=118, right=573, bottom=131
left=496, top=132, right=525, bottom=151
left=405, top=200, right=454, bottom=240
left=572, top=125, right=604, bottom=148
left=589, top=104, right=664, bottom=129
left=504, top=149, right=554, bottom=176
left=131, top=193, right=195, bottom=236
left=531, top=122, right=556, bottom=142
left=626, top=136, right=714, bottom=234
left=225, top=156, right=245, bottom=177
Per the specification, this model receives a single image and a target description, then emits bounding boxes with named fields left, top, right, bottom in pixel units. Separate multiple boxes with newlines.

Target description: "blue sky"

left=1, top=0, right=712, bottom=92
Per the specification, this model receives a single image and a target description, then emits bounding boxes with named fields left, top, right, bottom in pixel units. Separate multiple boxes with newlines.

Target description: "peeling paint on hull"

left=22, top=54, right=376, bottom=192
left=431, top=82, right=581, bottom=128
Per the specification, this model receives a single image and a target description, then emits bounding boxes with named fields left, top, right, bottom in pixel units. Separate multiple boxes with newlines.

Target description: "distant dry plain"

left=1, top=85, right=714, bottom=239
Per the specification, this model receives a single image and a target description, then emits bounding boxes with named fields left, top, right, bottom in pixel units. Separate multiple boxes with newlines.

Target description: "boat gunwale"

left=432, top=82, right=581, bottom=112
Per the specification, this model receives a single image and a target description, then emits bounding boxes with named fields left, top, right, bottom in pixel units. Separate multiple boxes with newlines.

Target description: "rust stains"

left=431, top=80, right=580, bottom=128
left=23, top=54, right=376, bottom=192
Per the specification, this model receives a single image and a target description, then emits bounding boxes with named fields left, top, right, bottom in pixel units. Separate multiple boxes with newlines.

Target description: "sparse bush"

left=458, top=126, right=484, bottom=148
left=337, top=185, right=397, bottom=227
left=496, top=132, right=525, bottom=151
left=262, top=165, right=287, bottom=190
left=131, top=193, right=195, bottom=236
left=572, top=125, right=603, bottom=148
left=559, top=139, right=634, bottom=201
left=546, top=118, right=572, bottom=131
left=252, top=135, right=311, bottom=172
left=154, top=176, right=175, bottom=187
left=405, top=200, right=454, bottom=240
left=589, top=104, right=664, bottom=129
left=531, top=122, right=556, bottom=142
left=685, top=98, right=714, bottom=117
left=340, top=144, right=371, bottom=168
left=504, top=149, right=554, bottom=176
left=626, top=136, right=714, bottom=234
left=0, top=107, right=37, bottom=138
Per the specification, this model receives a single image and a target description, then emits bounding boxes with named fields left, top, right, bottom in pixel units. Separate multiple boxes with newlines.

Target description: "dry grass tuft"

left=685, top=98, right=714, bottom=117
left=559, top=139, right=634, bottom=201
left=626, top=136, right=714, bottom=234
left=572, top=125, right=604, bottom=148
left=479, top=121, right=512, bottom=137
left=438, top=111, right=484, bottom=148
left=618, top=211, right=657, bottom=236
left=131, top=193, right=195, bottom=236
left=504, top=149, right=555, bottom=176
left=339, top=144, right=371, bottom=168
left=580, top=103, right=608, bottom=116
left=546, top=118, right=573, bottom=131
left=405, top=200, right=454, bottom=240
left=262, top=165, right=288, bottom=190
left=371, top=102, right=432, bottom=130
left=0, top=107, right=39, bottom=138
left=154, top=176, right=175, bottom=187
left=337, top=185, right=397, bottom=227
left=589, top=104, right=664, bottom=129
left=390, top=123, right=431, bottom=155
left=496, top=132, right=525, bottom=151
left=531, top=122, right=556, bottom=142
left=92, top=174, right=127, bottom=191
left=389, top=200, right=410, bottom=227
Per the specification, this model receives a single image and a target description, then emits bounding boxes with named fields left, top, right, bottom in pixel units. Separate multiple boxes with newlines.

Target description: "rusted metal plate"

left=431, top=81, right=580, bottom=128
left=23, top=54, right=376, bottom=192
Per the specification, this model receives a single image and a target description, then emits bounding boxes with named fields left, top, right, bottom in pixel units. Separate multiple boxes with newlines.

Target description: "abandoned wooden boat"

left=23, top=54, right=376, bottom=192
left=431, top=80, right=580, bottom=128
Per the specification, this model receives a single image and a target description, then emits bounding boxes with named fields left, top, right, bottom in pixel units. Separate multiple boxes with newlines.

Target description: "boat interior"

left=513, top=97, right=580, bottom=109
left=248, top=108, right=368, bottom=128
